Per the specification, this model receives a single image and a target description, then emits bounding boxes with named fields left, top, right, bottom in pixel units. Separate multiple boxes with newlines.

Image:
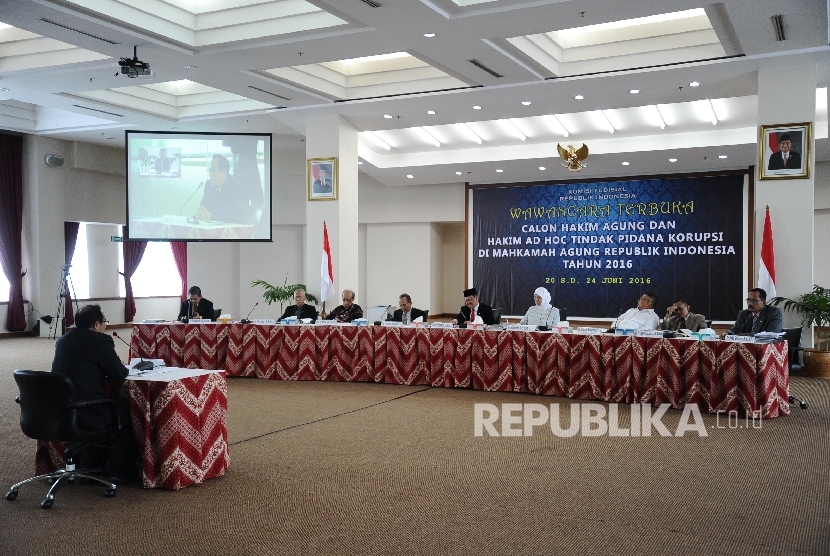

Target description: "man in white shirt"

left=614, top=292, right=659, bottom=332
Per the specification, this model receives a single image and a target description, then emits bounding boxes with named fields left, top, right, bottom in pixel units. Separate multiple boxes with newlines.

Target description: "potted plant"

left=769, top=284, right=830, bottom=378
left=251, top=275, right=319, bottom=314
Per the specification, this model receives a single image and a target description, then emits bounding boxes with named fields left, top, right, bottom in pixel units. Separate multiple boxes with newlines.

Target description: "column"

left=756, top=65, right=816, bottom=343
left=305, top=114, right=359, bottom=309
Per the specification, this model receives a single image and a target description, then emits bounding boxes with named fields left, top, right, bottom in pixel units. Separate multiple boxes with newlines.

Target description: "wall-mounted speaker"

left=44, top=154, right=64, bottom=167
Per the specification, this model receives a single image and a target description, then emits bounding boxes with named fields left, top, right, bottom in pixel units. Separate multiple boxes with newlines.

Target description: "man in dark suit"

left=767, top=133, right=802, bottom=170
left=660, top=299, right=707, bottom=332
left=727, top=288, right=784, bottom=335
left=312, top=166, right=332, bottom=195
left=178, top=286, right=215, bottom=322
left=195, top=154, right=250, bottom=224
left=452, top=287, right=496, bottom=326
left=280, top=288, right=319, bottom=322
left=389, top=293, right=428, bottom=324
left=154, top=148, right=171, bottom=174
left=51, top=304, right=137, bottom=482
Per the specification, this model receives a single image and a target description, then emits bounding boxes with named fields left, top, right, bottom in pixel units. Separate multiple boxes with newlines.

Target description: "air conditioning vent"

left=39, top=18, right=120, bottom=44
left=469, top=59, right=503, bottom=78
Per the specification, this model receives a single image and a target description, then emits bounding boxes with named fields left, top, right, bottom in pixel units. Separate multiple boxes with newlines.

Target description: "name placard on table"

left=315, top=320, right=337, bottom=326
left=253, top=319, right=277, bottom=325
left=430, top=322, right=454, bottom=329
left=382, top=321, right=404, bottom=328
left=724, top=334, right=756, bottom=343
left=637, top=330, right=665, bottom=338
left=188, top=319, right=212, bottom=324
left=576, top=327, right=606, bottom=335
left=505, top=324, right=537, bottom=332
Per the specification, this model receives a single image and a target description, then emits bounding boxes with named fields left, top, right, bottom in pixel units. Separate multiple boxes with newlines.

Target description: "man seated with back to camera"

left=613, top=292, right=660, bottom=332
left=178, top=286, right=215, bottom=322
left=322, top=289, right=363, bottom=322
left=659, top=299, right=707, bottom=332
left=280, top=289, right=319, bottom=322
left=389, top=293, right=428, bottom=324
left=51, top=304, right=139, bottom=483
left=727, top=288, right=783, bottom=335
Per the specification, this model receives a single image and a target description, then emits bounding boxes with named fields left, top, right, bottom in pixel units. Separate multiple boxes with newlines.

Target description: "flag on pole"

left=321, top=221, right=334, bottom=302
left=758, top=206, right=776, bottom=298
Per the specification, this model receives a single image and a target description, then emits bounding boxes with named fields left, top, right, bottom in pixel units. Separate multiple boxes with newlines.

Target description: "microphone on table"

left=112, top=331, right=154, bottom=371
left=241, top=302, right=258, bottom=324
left=180, top=182, right=204, bottom=220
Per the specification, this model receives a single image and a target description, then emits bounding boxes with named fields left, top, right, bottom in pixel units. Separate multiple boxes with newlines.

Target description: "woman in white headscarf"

left=519, top=287, right=560, bottom=328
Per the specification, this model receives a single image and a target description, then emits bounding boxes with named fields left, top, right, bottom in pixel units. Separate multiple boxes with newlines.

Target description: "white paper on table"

left=473, top=316, right=484, bottom=324
left=412, top=316, right=423, bottom=323
left=301, top=318, right=312, bottom=324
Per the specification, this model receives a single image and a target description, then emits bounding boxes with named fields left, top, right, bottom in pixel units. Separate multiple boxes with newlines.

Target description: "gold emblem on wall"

left=557, top=143, right=589, bottom=172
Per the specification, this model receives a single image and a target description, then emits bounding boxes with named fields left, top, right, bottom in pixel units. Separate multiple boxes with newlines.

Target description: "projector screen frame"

left=124, top=129, right=273, bottom=243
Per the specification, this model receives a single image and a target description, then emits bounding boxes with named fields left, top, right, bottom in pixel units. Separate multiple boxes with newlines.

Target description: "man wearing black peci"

left=280, top=288, right=319, bottom=322
left=51, top=304, right=138, bottom=482
left=389, top=293, right=428, bottom=324
left=452, top=287, right=496, bottom=326
left=178, top=286, right=215, bottom=322
left=727, top=288, right=783, bottom=335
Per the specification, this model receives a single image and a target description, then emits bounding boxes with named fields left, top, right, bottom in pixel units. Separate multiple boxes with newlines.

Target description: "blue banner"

left=472, top=174, right=745, bottom=321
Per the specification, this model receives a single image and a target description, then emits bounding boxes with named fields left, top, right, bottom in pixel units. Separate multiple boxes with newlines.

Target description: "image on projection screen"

left=126, top=131, right=272, bottom=242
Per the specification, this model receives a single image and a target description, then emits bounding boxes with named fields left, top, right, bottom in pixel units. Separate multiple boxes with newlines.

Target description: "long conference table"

left=131, top=323, right=790, bottom=418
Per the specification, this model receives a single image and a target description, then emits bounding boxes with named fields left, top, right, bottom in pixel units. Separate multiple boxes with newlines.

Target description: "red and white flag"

left=321, top=221, right=334, bottom=302
left=758, top=206, right=776, bottom=298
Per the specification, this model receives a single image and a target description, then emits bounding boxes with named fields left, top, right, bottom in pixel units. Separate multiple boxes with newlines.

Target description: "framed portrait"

left=307, top=157, right=338, bottom=201
left=758, top=123, right=811, bottom=180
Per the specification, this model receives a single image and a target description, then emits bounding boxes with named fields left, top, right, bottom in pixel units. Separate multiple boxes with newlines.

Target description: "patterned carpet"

left=0, top=336, right=828, bottom=555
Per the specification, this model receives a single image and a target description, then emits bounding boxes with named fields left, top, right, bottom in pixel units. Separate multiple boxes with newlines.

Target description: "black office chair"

left=213, top=308, right=222, bottom=320
left=491, top=308, right=502, bottom=325
left=559, top=308, right=568, bottom=322
left=5, top=370, right=119, bottom=509
left=783, top=328, right=808, bottom=409
left=422, top=310, right=429, bottom=321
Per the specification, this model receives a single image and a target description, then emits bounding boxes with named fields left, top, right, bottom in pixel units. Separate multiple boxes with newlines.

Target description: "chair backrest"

left=559, top=308, right=568, bottom=322
left=491, top=308, right=502, bottom=324
left=213, top=308, right=222, bottom=320
left=13, top=370, right=77, bottom=442
left=422, top=310, right=429, bottom=321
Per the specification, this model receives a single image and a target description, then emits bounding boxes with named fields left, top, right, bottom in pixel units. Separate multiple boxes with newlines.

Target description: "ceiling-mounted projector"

left=118, top=46, right=153, bottom=79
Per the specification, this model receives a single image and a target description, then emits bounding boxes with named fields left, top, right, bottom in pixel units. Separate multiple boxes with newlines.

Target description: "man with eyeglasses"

left=389, top=293, right=428, bottom=324
left=727, top=288, right=783, bottom=335
left=177, top=285, right=215, bottom=322
left=323, top=289, right=363, bottom=322
left=195, top=153, right=249, bottom=224
left=611, top=292, right=660, bottom=332
left=279, top=288, right=319, bottom=322
left=51, top=304, right=138, bottom=482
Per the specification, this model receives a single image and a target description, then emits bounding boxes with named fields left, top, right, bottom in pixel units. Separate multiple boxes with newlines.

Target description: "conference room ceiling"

left=0, top=0, right=827, bottom=187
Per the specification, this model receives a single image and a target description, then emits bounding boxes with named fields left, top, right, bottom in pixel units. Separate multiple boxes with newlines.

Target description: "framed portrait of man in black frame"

left=307, top=157, right=338, bottom=201
left=758, top=123, right=811, bottom=180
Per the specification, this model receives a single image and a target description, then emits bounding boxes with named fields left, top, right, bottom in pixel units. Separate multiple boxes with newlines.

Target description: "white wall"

left=439, top=223, right=465, bottom=315
left=814, top=161, right=830, bottom=288
left=366, top=223, right=434, bottom=311
left=12, top=135, right=125, bottom=333
left=86, top=223, right=121, bottom=298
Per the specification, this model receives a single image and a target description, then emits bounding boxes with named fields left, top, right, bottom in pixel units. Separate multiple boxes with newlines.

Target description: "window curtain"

left=170, top=242, right=187, bottom=302
left=0, top=133, right=26, bottom=331
left=120, top=226, right=147, bottom=323
left=63, top=222, right=80, bottom=326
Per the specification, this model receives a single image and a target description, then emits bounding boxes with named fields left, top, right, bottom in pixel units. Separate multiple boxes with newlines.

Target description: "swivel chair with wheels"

left=5, top=370, right=120, bottom=509
left=783, top=328, right=808, bottom=409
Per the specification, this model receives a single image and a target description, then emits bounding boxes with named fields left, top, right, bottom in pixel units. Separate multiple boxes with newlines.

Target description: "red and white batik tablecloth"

left=35, top=368, right=230, bottom=490
left=131, top=324, right=790, bottom=418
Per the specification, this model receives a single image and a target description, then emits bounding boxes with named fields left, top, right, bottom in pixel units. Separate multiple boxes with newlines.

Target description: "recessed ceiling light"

left=522, top=101, right=531, bottom=106
left=719, top=155, right=728, bottom=159
left=383, top=114, right=392, bottom=119
left=669, top=158, right=678, bottom=162
left=496, top=169, right=504, bottom=172
left=473, top=105, right=481, bottom=110
left=621, top=161, right=630, bottom=166
left=424, top=33, right=435, bottom=38
left=690, top=81, right=700, bottom=87
left=427, top=110, right=435, bottom=115
left=184, top=65, right=197, bottom=70
left=539, top=166, right=546, bottom=170
left=629, top=89, right=640, bottom=94
left=406, top=174, right=414, bottom=178
left=456, top=171, right=463, bottom=175
left=574, top=94, right=584, bottom=100
left=357, top=161, right=363, bottom=165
